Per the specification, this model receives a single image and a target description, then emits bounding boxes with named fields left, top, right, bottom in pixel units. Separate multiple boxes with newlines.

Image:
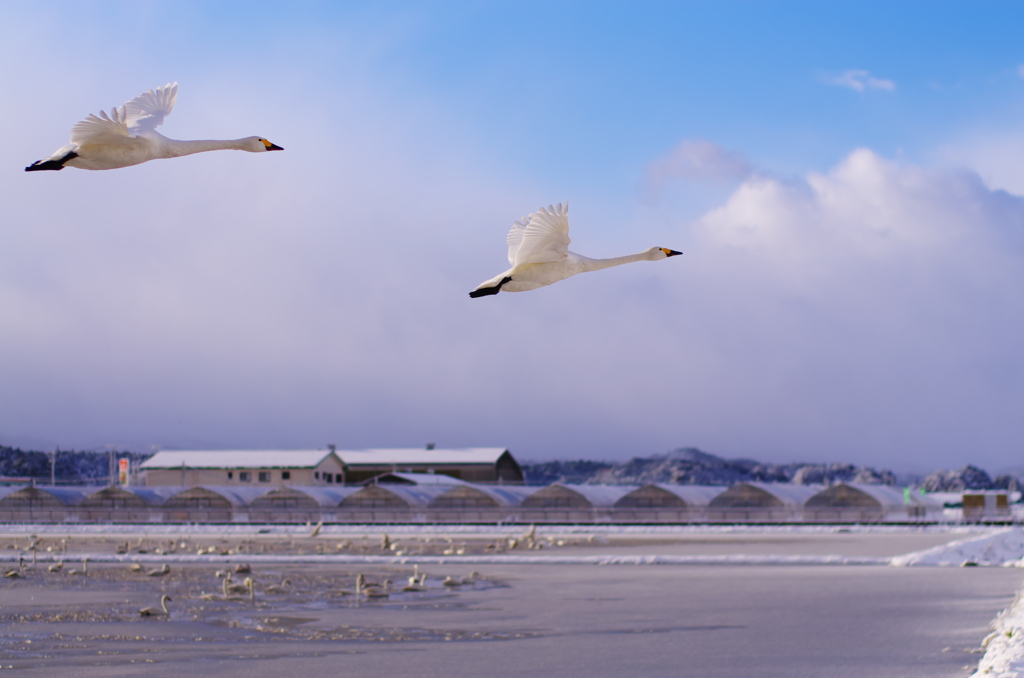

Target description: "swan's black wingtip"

left=25, top=151, right=78, bottom=172
left=25, top=160, right=65, bottom=172
left=469, top=276, right=513, bottom=298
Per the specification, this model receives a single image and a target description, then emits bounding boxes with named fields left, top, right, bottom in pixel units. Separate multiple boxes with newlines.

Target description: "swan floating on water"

left=469, top=202, right=681, bottom=297
left=26, top=82, right=283, bottom=172
left=264, top=578, right=291, bottom=594
left=139, top=595, right=172, bottom=617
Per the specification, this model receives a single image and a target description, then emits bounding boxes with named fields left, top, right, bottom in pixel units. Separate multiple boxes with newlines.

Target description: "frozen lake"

left=0, top=529, right=1020, bottom=677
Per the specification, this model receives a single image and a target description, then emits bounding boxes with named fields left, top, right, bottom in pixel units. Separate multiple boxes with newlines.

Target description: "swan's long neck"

left=160, top=138, right=252, bottom=157
left=579, top=251, right=652, bottom=272
left=161, top=596, right=170, bottom=614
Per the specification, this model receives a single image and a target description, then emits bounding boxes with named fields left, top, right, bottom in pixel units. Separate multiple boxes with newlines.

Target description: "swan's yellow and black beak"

left=261, top=139, right=284, bottom=151
left=661, top=248, right=682, bottom=257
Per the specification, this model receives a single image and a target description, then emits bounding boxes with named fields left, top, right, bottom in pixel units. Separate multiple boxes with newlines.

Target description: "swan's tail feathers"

left=25, top=151, right=78, bottom=172
left=469, top=276, right=513, bottom=298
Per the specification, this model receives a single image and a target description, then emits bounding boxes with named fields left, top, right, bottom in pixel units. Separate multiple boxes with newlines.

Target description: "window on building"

left=239, top=472, right=251, bottom=482
left=282, top=471, right=291, bottom=480
left=335, top=473, right=343, bottom=483
left=325, top=473, right=333, bottom=483
left=258, top=471, right=270, bottom=482
left=227, top=471, right=233, bottom=480
left=314, top=472, right=320, bottom=480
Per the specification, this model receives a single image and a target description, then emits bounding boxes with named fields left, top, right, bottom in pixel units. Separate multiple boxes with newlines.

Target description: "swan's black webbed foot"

left=469, top=276, right=512, bottom=298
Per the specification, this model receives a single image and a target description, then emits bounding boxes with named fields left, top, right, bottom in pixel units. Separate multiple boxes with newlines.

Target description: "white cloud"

left=826, top=69, right=896, bottom=93
left=678, top=149, right=1024, bottom=466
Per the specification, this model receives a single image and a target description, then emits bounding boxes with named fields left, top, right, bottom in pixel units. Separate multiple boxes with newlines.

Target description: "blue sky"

left=2, top=2, right=1024, bottom=472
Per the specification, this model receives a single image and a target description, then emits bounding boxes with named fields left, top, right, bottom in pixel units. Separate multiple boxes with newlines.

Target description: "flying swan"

left=26, top=82, right=283, bottom=171
left=469, top=202, right=681, bottom=297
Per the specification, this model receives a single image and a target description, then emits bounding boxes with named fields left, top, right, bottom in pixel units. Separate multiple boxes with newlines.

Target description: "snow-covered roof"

left=367, top=484, right=455, bottom=507
left=363, top=472, right=468, bottom=486
left=648, top=484, right=725, bottom=506
left=719, top=482, right=824, bottom=508
left=166, top=485, right=275, bottom=507
left=44, top=486, right=99, bottom=505
left=140, top=450, right=337, bottom=470
left=554, top=484, right=639, bottom=507
left=271, top=486, right=362, bottom=507
left=337, top=448, right=510, bottom=466
left=473, top=485, right=541, bottom=506
left=124, top=486, right=183, bottom=505
left=0, top=485, right=25, bottom=502
left=429, top=484, right=540, bottom=507
left=0, top=485, right=100, bottom=506
left=84, top=486, right=181, bottom=506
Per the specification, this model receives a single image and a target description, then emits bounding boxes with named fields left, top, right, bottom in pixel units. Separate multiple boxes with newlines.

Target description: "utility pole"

left=50, top=447, right=57, bottom=486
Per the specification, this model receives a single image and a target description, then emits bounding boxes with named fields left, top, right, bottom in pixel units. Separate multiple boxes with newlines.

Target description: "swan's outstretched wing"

left=70, top=107, right=131, bottom=145
left=506, top=215, right=530, bottom=266
left=511, top=202, right=571, bottom=266
left=124, top=82, right=178, bottom=133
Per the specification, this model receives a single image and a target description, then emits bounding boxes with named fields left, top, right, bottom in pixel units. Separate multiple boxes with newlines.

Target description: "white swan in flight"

left=469, top=202, right=681, bottom=297
left=26, top=82, right=283, bottom=172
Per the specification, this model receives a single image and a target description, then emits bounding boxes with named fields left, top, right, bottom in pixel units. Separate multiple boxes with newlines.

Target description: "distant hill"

left=521, top=459, right=614, bottom=485
left=524, top=448, right=1022, bottom=489
left=922, top=465, right=1021, bottom=492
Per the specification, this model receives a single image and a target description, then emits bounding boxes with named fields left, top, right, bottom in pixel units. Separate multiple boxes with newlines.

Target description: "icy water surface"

left=0, top=530, right=1020, bottom=677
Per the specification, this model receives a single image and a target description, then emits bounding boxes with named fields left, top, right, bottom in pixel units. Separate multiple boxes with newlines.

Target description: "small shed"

left=805, top=483, right=916, bottom=523
left=707, top=483, right=822, bottom=522
left=962, top=491, right=1011, bottom=522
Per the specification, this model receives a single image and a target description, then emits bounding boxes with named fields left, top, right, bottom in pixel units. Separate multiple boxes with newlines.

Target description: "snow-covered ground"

left=970, top=591, right=1024, bottom=677
left=891, top=528, right=1024, bottom=567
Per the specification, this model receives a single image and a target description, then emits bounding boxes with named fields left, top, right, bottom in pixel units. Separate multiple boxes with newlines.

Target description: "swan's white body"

left=470, top=202, right=681, bottom=297
left=26, top=83, right=283, bottom=172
